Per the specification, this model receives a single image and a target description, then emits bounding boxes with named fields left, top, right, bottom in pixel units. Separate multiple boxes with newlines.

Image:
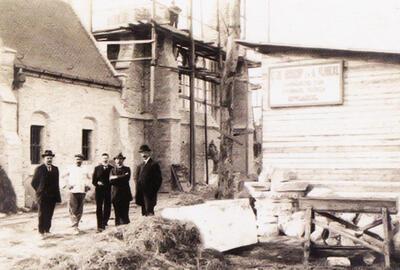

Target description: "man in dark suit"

left=31, top=150, right=61, bottom=238
left=92, top=153, right=113, bottom=232
left=135, top=145, right=162, bottom=216
left=110, top=153, right=132, bottom=225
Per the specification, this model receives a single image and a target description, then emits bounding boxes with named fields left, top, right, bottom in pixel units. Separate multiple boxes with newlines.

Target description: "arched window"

left=82, top=117, right=96, bottom=161
left=30, top=112, right=48, bottom=164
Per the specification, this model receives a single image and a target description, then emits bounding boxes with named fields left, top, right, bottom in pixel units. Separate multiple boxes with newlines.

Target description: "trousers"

left=95, top=187, right=111, bottom=229
left=69, top=193, right=86, bottom=228
left=113, top=200, right=130, bottom=226
left=38, top=197, right=56, bottom=234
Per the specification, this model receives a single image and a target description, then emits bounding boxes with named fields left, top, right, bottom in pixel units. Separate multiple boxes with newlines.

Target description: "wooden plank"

left=313, top=219, right=383, bottom=253
left=382, top=207, right=392, bottom=269
left=303, top=207, right=313, bottom=268
left=315, top=211, right=383, bottom=241
left=109, top=57, right=152, bottom=63
left=98, top=39, right=154, bottom=45
left=299, top=198, right=397, bottom=214
left=311, top=245, right=374, bottom=258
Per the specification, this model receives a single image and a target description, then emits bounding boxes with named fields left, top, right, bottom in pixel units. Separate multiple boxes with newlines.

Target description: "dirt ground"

left=0, top=192, right=398, bottom=269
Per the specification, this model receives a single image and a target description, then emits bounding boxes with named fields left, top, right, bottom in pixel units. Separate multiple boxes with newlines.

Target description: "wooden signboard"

left=268, top=61, right=343, bottom=108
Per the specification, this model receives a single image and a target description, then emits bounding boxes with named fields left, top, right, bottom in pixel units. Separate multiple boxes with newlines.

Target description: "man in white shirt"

left=64, top=154, right=91, bottom=234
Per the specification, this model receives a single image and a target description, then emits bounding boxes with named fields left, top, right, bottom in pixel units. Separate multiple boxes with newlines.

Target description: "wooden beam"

left=313, top=219, right=384, bottom=253
left=98, top=39, right=154, bottom=45
left=109, top=57, right=152, bottom=63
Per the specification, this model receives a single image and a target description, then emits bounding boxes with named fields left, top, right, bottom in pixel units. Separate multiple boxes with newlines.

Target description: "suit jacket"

left=135, top=158, right=162, bottom=207
left=31, top=164, right=61, bottom=203
left=110, top=165, right=132, bottom=203
left=92, top=164, right=113, bottom=189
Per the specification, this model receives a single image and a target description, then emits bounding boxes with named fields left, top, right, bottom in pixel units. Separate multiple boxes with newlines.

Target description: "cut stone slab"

left=244, top=181, right=271, bottom=198
left=161, top=199, right=258, bottom=252
left=272, top=182, right=309, bottom=192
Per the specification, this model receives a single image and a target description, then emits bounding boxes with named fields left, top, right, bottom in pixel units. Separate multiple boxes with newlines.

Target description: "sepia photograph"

left=1, top=0, right=400, bottom=269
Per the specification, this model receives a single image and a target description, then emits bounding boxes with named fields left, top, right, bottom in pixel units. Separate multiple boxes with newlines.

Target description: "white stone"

left=307, top=187, right=335, bottom=197
left=271, top=169, right=297, bottom=184
left=279, top=219, right=305, bottom=238
left=327, top=257, right=351, bottom=267
left=363, top=253, right=376, bottom=265
left=310, top=227, right=324, bottom=244
left=337, top=213, right=356, bottom=223
left=161, top=199, right=258, bottom=252
left=256, top=215, right=278, bottom=224
left=340, top=237, right=355, bottom=246
left=257, top=223, right=279, bottom=237
left=394, top=230, right=400, bottom=248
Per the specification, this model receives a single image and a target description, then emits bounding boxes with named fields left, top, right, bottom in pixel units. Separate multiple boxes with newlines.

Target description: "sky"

left=69, top=0, right=400, bottom=52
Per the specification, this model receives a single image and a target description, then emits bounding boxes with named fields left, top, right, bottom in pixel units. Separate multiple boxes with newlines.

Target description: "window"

left=82, top=129, right=92, bottom=161
left=30, top=125, right=43, bottom=164
left=179, top=57, right=219, bottom=117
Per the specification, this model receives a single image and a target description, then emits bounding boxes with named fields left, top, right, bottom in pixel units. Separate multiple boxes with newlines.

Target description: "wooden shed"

left=238, top=41, right=400, bottom=195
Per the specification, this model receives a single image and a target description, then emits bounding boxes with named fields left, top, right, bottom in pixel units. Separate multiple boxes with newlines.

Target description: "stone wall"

left=16, top=75, right=129, bottom=206
left=0, top=46, right=23, bottom=208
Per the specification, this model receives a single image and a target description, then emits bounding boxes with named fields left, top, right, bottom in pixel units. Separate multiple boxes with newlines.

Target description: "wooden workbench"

left=299, top=197, right=398, bottom=269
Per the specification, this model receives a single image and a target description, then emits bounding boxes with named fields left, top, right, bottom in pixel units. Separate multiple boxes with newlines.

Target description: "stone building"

left=0, top=0, right=256, bottom=210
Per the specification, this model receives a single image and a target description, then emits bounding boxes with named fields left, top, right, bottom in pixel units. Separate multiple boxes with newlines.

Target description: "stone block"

left=256, top=215, right=278, bottom=224
left=255, top=201, right=293, bottom=215
left=257, top=223, right=279, bottom=237
left=327, top=257, right=351, bottom=267
left=161, top=199, right=258, bottom=252
left=307, top=187, right=334, bottom=197
left=272, top=182, right=308, bottom=192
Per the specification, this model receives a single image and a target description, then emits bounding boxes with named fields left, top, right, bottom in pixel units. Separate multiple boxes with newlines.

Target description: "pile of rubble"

left=14, top=218, right=228, bottom=270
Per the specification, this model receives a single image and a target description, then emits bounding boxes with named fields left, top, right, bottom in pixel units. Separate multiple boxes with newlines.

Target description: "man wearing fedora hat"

left=31, top=150, right=61, bottom=238
left=63, top=154, right=91, bottom=234
left=110, top=152, right=132, bottom=225
left=135, top=145, right=162, bottom=216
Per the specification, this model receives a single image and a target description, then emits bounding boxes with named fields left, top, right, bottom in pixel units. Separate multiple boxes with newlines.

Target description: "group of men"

left=31, top=144, right=163, bottom=238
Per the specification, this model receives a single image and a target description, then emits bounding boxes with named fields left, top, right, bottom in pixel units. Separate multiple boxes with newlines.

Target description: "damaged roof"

left=0, top=0, right=121, bottom=88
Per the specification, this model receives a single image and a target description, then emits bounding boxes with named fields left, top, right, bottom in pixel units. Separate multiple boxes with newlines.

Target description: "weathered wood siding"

left=262, top=54, right=400, bottom=192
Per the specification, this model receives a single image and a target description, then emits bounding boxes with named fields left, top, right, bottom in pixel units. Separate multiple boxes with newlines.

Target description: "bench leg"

left=382, top=207, right=391, bottom=269
left=304, top=207, right=313, bottom=268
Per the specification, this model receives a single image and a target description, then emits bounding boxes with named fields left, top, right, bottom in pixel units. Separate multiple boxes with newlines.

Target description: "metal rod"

left=189, top=0, right=196, bottom=190
left=150, top=0, right=156, bottom=104
left=203, top=60, right=209, bottom=185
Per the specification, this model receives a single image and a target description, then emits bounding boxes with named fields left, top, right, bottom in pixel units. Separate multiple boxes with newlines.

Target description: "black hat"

left=139, top=144, right=151, bottom=153
left=114, top=152, right=126, bottom=160
left=74, top=154, right=84, bottom=159
left=42, top=150, right=55, bottom=157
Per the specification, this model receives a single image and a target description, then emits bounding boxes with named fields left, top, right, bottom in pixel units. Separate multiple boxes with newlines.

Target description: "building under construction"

left=91, top=0, right=259, bottom=189
left=0, top=0, right=258, bottom=209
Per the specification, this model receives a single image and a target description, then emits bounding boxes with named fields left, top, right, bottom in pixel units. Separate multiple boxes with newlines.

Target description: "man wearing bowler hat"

left=110, top=153, right=132, bottom=225
left=31, top=150, right=61, bottom=239
left=135, top=145, right=162, bottom=216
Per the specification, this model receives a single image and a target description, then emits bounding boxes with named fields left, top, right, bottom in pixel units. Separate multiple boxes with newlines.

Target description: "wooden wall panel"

left=262, top=54, right=400, bottom=191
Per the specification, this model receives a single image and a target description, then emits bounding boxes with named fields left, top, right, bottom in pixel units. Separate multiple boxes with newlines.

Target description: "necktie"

left=47, top=166, right=51, bottom=172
